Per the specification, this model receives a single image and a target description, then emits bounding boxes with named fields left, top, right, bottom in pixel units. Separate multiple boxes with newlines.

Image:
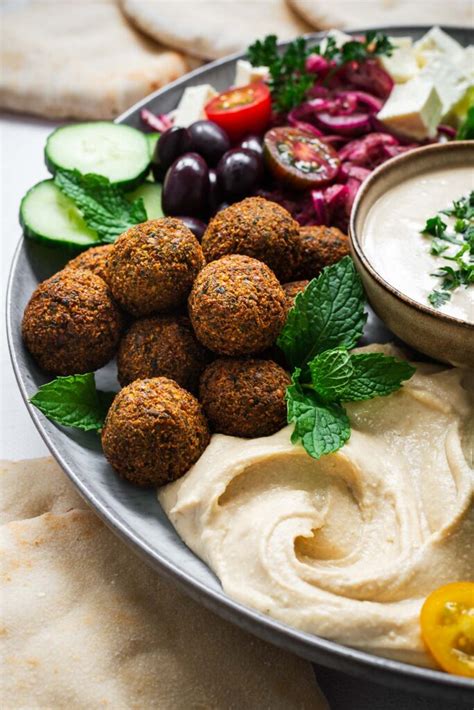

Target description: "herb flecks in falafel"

left=22, top=269, right=123, bottom=375
left=108, top=218, right=205, bottom=316
left=64, top=244, right=114, bottom=285
left=293, top=225, right=350, bottom=280
left=102, top=377, right=210, bottom=487
left=200, top=358, right=290, bottom=438
left=117, top=315, right=211, bottom=392
left=201, top=197, right=300, bottom=282
left=188, top=255, right=287, bottom=356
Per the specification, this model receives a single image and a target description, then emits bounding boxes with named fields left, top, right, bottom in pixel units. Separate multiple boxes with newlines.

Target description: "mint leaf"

left=309, top=348, right=353, bottom=401
left=30, top=373, right=115, bottom=431
left=308, top=348, right=415, bottom=402
left=277, top=256, right=367, bottom=370
left=286, top=372, right=350, bottom=459
left=341, top=353, right=415, bottom=401
left=54, top=169, right=147, bottom=243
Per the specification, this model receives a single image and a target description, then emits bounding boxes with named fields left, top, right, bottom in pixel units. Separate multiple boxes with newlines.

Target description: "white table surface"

left=1, top=113, right=61, bottom=460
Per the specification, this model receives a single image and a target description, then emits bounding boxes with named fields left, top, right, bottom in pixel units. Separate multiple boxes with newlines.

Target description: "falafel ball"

left=282, top=280, right=310, bottom=311
left=293, top=225, right=350, bottom=280
left=199, top=358, right=290, bottom=438
left=64, top=244, right=114, bottom=284
left=201, top=197, right=299, bottom=282
left=101, top=377, right=210, bottom=487
left=22, top=269, right=123, bottom=375
left=108, top=218, right=205, bottom=316
left=117, top=315, right=211, bottom=392
left=188, top=255, right=287, bottom=356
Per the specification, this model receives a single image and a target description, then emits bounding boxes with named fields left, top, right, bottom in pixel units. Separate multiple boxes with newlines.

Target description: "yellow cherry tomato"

left=420, top=582, right=474, bottom=677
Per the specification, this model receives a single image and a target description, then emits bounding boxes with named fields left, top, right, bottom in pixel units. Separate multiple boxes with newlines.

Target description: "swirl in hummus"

left=159, top=345, right=474, bottom=666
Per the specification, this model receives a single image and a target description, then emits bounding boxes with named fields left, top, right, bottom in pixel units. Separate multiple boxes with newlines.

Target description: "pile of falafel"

left=22, top=197, right=349, bottom=488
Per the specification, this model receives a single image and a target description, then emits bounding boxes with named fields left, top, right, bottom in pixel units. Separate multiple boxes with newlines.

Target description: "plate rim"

left=6, top=25, right=474, bottom=701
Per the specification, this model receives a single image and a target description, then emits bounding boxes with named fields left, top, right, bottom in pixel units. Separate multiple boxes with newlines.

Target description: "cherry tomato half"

left=420, top=582, right=474, bottom=677
left=263, top=126, right=340, bottom=190
left=205, top=82, right=271, bottom=142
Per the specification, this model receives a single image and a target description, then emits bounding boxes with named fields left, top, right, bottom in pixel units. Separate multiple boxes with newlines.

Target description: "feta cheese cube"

left=415, top=27, right=464, bottom=68
left=420, top=56, right=470, bottom=120
left=380, top=36, right=419, bottom=83
left=453, top=46, right=474, bottom=83
left=173, top=84, right=218, bottom=127
left=377, top=77, right=442, bottom=140
left=233, top=59, right=269, bottom=87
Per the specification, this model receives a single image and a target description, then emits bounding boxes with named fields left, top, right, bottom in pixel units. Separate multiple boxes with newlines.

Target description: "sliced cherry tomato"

left=205, top=82, right=271, bottom=142
left=264, top=126, right=340, bottom=190
left=420, top=582, right=474, bottom=678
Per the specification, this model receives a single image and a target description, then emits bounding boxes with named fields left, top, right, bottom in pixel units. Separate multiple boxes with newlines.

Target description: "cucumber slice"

left=146, top=132, right=160, bottom=157
left=20, top=180, right=99, bottom=248
left=45, top=122, right=150, bottom=189
left=126, top=182, right=163, bottom=220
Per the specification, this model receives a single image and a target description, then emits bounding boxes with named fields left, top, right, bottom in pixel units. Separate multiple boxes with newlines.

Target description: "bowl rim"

left=350, top=140, right=474, bottom=330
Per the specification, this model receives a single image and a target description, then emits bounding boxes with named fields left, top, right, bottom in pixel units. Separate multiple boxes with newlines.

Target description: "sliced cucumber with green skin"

left=146, top=132, right=160, bottom=157
left=20, top=180, right=99, bottom=248
left=45, top=122, right=150, bottom=189
left=126, top=182, right=163, bottom=220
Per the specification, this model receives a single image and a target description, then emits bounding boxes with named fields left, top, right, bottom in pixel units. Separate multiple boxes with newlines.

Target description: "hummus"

left=363, top=166, right=474, bottom=323
left=159, top=345, right=474, bottom=666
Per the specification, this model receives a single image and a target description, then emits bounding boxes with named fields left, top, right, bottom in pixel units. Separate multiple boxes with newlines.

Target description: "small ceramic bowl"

left=350, top=141, right=474, bottom=368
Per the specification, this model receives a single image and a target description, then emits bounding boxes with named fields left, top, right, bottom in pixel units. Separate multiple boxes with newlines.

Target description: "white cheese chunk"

left=419, top=56, right=470, bottom=121
left=377, top=77, right=442, bottom=140
left=173, top=84, right=218, bottom=127
left=453, top=45, right=474, bottom=83
left=380, top=36, right=419, bottom=83
left=415, top=27, right=464, bottom=68
left=233, top=59, right=269, bottom=87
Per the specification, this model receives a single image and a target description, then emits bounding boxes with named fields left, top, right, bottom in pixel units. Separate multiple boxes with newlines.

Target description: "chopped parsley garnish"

left=421, top=192, right=474, bottom=308
left=247, top=32, right=393, bottom=112
left=278, top=257, right=415, bottom=460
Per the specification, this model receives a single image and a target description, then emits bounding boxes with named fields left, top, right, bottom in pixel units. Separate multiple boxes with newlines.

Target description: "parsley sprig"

left=278, top=257, right=415, bottom=460
left=421, top=192, right=474, bottom=308
left=247, top=32, right=393, bottom=112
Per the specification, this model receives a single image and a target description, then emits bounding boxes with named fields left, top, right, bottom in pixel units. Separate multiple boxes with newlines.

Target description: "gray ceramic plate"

left=7, top=26, right=474, bottom=704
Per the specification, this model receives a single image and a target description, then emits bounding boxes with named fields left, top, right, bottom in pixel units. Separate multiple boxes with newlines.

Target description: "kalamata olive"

left=157, top=126, right=192, bottom=170
left=162, top=152, right=209, bottom=217
left=151, top=146, right=166, bottom=182
left=177, top=216, right=207, bottom=241
left=188, top=120, right=231, bottom=166
left=207, top=169, right=222, bottom=215
left=216, top=148, right=263, bottom=198
left=216, top=202, right=230, bottom=213
left=236, top=134, right=264, bottom=157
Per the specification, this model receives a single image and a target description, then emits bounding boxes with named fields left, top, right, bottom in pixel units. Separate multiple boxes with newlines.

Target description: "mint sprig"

left=54, top=169, right=147, bottom=243
left=282, top=258, right=416, bottom=461
left=30, top=373, right=115, bottom=431
left=277, top=256, right=367, bottom=370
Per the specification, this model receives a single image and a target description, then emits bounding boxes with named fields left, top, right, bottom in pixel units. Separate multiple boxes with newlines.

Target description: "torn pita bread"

left=119, top=0, right=311, bottom=60
left=0, top=502, right=327, bottom=707
left=0, top=0, right=193, bottom=120
left=287, top=0, right=473, bottom=30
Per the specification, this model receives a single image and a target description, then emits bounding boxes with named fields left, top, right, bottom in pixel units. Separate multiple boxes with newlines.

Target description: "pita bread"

left=286, top=0, right=473, bottom=30
left=0, top=458, right=327, bottom=708
left=119, top=0, right=311, bottom=60
left=0, top=458, right=85, bottom=525
left=0, top=0, right=193, bottom=120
